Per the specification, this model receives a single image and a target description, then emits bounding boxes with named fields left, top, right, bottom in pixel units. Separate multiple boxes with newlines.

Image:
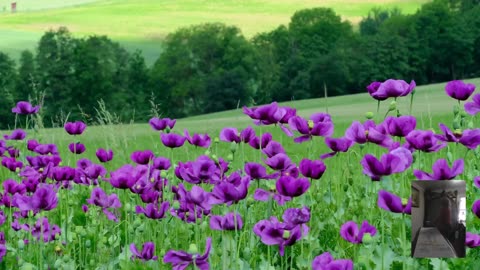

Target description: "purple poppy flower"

left=149, top=117, right=176, bottom=131
left=239, top=126, right=256, bottom=143
left=175, top=155, right=220, bottom=185
left=340, top=220, right=377, bottom=244
left=264, top=153, right=294, bottom=172
left=459, top=129, right=480, bottom=150
left=34, top=144, right=58, bottom=155
left=152, top=157, right=171, bottom=170
left=86, top=187, right=122, bottom=222
left=368, top=79, right=416, bottom=100
left=474, top=176, right=480, bottom=189
left=435, top=123, right=461, bottom=143
left=465, top=93, right=480, bottom=115
left=253, top=216, right=308, bottom=256
left=378, top=190, right=411, bottom=214
left=275, top=175, right=310, bottom=197
left=68, top=142, right=86, bottom=154
left=164, top=237, right=212, bottom=269
left=245, top=162, right=278, bottom=180
left=320, top=137, right=354, bottom=159
left=466, top=232, right=480, bottom=248
left=384, top=116, right=416, bottom=137
left=219, top=127, right=241, bottom=143
left=27, top=139, right=40, bottom=151
left=130, top=242, right=158, bottom=261
left=279, top=106, right=297, bottom=124
left=262, top=141, right=286, bottom=158
left=109, top=164, right=138, bottom=189
left=31, top=217, right=61, bottom=242
left=406, top=130, right=447, bottom=152
left=12, top=101, right=40, bottom=115
left=312, top=252, right=354, bottom=270
left=445, top=80, right=475, bottom=101
left=3, top=179, right=26, bottom=195
left=360, top=147, right=412, bottom=181
left=414, top=159, right=463, bottom=180
left=210, top=176, right=250, bottom=205
left=287, top=115, right=334, bottom=143
left=14, top=184, right=58, bottom=213
left=1, top=157, right=23, bottom=172
left=253, top=188, right=292, bottom=206
left=184, top=130, right=211, bottom=148
left=473, top=200, right=480, bottom=219
left=4, top=129, right=26, bottom=140
left=243, top=102, right=286, bottom=125
left=131, top=150, right=154, bottom=165
left=64, top=121, right=86, bottom=135
left=161, top=133, right=186, bottom=148
left=52, top=166, right=76, bottom=182
left=249, top=133, right=273, bottom=149
left=345, top=120, right=392, bottom=147
left=96, top=148, right=113, bottom=163
left=210, top=212, right=243, bottom=231
left=135, top=201, right=170, bottom=220
left=282, top=207, right=310, bottom=229
left=299, top=159, right=326, bottom=180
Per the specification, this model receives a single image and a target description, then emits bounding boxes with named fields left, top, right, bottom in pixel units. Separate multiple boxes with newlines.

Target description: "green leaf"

left=430, top=258, right=450, bottom=270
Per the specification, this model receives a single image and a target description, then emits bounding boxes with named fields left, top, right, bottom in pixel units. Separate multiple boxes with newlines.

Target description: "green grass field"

left=0, top=0, right=430, bottom=64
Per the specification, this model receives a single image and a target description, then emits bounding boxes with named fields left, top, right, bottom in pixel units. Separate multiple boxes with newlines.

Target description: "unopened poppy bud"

left=214, top=137, right=220, bottom=143
left=85, top=240, right=91, bottom=248
left=137, top=224, right=145, bottom=233
left=204, top=150, right=211, bottom=156
left=211, top=155, right=218, bottom=163
left=188, top=243, right=198, bottom=254
left=125, top=203, right=132, bottom=212
left=389, top=101, right=397, bottom=111
left=460, top=110, right=467, bottom=118
left=308, top=120, right=314, bottom=129
left=133, top=219, right=141, bottom=227
left=55, top=245, right=62, bottom=253
left=468, top=121, right=474, bottom=129
left=453, top=120, right=461, bottom=130
left=230, top=142, right=238, bottom=153
left=282, top=230, right=291, bottom=239
left=227, top=154, right=234, bottom=162
left=359, top=143, right=365, bottom=149
left=165, top=128, right=171, bottom=134
left=242, top=247, right=251, bottom=258
left=160, top=170, right=168, bottom=178
left=365, top=112, right=374, bottom=119
left=453, top=104, right=460, bottom=116
left=18, top=239, right=25, bottom=250
left=362, top=233, right=373, bottom=244
left=172, top=201, right=180, bottom=209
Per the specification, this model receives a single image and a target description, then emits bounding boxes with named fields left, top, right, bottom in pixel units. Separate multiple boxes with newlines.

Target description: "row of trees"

left=0, top=0, right=479, bottom=128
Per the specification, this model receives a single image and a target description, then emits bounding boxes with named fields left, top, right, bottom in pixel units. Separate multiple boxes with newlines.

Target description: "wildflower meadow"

left=1, top=78, right=480, bottom=270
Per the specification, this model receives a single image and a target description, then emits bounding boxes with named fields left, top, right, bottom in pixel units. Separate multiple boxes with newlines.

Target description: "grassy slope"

left=0, top=0, right=429, bottom=64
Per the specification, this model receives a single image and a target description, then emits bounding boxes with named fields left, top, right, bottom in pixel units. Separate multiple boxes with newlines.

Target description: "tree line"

left=0, top=0, right=479, bottom=129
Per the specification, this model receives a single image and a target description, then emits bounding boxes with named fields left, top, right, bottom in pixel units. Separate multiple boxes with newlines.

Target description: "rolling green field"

left=0, top=0, right=430, bottom=64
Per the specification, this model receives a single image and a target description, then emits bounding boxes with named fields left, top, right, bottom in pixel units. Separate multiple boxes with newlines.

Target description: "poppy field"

left=1, top=78, right=480, bottom=270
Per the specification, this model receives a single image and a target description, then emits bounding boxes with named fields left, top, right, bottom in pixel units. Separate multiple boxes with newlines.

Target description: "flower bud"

left=133, top=219, right=141, bottom=227
left=160, top=170, right=168, bottom=178
left=18, top=239, right=25, bottom=250
left=230, top=142, right=238, bottom=154
left=468, top=121, right=474, bottom=129
left=460, top=110, right=467, bottom=118
left=227, top=153, right=234, bottom=162
left=453, top=119, right=461, bottom=130
left=453, top=104, right=460, bottom=116
left=85, top=240, right=91, bottom=248
left=188, top=243, right=198, bottom=254
left=365, top=112, right=374, bottom=119
left=214, top=137, right=220, bottom=143
left=389, top=101, right=397, bottom=111
left=165, top=128, right=171, bottom=134
left=172, top=201, right=180, bottom=209
left=362, top=233, right=373, bottom=244
left=204, top=150, right=211, bottom=156
left=211, top=155, right=218, bottom=163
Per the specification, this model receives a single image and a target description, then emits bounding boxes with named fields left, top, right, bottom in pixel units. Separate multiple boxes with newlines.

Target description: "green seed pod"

left=227, top=153, right=234, bottom=162
left=18, top=239, right=25, bottom=250
left=188, top=243, right=198, bottom=254
left=214, top=137, right=220, bottom=143
left=460, top=110, right=467, bottom=118
left=85, top=240, right=91, bottom=248
left=365, top=112, right=374, bottom=119
left=389, top=101, right=397, bottom=111
left=172, top=201, right=180, bottom=209
left=453, top=104, right=460, bottom=116
left=453, top=119, right=461, bottom=130
left=362, top=233, right=374, bottom=244
left=230, top=142, right=238, bottom=154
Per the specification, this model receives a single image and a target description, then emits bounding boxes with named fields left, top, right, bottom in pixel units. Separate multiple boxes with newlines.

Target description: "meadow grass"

left=0, top=0, right=429, bottom=64
left=2, top=80, right=480, bottom=268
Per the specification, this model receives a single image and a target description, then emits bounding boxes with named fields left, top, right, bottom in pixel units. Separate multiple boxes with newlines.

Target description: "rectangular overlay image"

left=411, top=180, right=466, bottom=258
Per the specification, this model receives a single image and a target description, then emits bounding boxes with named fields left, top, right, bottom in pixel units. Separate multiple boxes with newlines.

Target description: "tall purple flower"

left=86, top=187, right=122, bottom=222
left=406, top=130, right=446, bottom=152
left=367, top=79, right=416, bottom=100
left=64, top=121, right=86, bottom=135
left=378, top=190, right=411, bottom=214
left=262, top=141, right=286, bottom=158
left=12, top=101, right=40, bottom=115
left=96, top=148, right=113, bottom=163
left=465, top=93, right=480, bottom=115
left=161, top=133, right=186, bottom=148
left=184, top=130, right=211, bottom=148
left=472, top=200, right=480, bottom=219
left=287, top=114, right=334, bottom=143
left=14, top=184, right=58, bottom=213
left=130, top=242, right=158, bottom=261
left=312, top=252, right=354, bottom=270
left=4, top=129, right=26, bottom=140
left=384, top=116, right=416, bottom=137
left=210, top=176, right=250, bottom=205
left=163, top=237, right=212, bottom=269
left=243, top=102, right=286, bottom=125
left=135, top=201, right=170, bottom=220
left=340, top=220, right=377, bottom=244
left=320, top=137, right=354, bottom=159
left=31, top=217, right=61, bottom=242
left=109, top=164, right=138, bottom=189
left=414, top=159, right=463, bottom=180
left=282, top=207, right=310, bottom=229
left=210, top=212, right=243, bottom=231
left=299, top=159, right=326, bottom=180
left=152, top=157, right=171, bottom=170
left=253, top=188, right=292, bottom=206
left=219, top=128, right=241, bottom=143
left=244, top=162, right=278, bottom=180
left=445, top=80, right=475, bottom=101
left=68, top=142, right=86, bottom=154
left=149, top=117, right=176, bottom=131
left=253, top=216, right=308, bottom=256
left=131, top=150, right=154, bottom=165
left=360, top=147, right=412, bottom=181
left=466, top=232, right=480, bottom=248
left=275, top=176, right=310, bottom=197
left=474, top=176, right=480, bottom=189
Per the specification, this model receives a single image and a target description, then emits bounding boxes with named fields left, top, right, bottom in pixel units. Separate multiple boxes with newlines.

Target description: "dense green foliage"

left=0, top=0, right=479, bottom=128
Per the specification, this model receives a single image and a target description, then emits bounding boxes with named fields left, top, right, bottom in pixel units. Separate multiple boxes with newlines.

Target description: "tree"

left=0, top=52, right=17, bottom=129
left=16, top=50, right=37, bottom=102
